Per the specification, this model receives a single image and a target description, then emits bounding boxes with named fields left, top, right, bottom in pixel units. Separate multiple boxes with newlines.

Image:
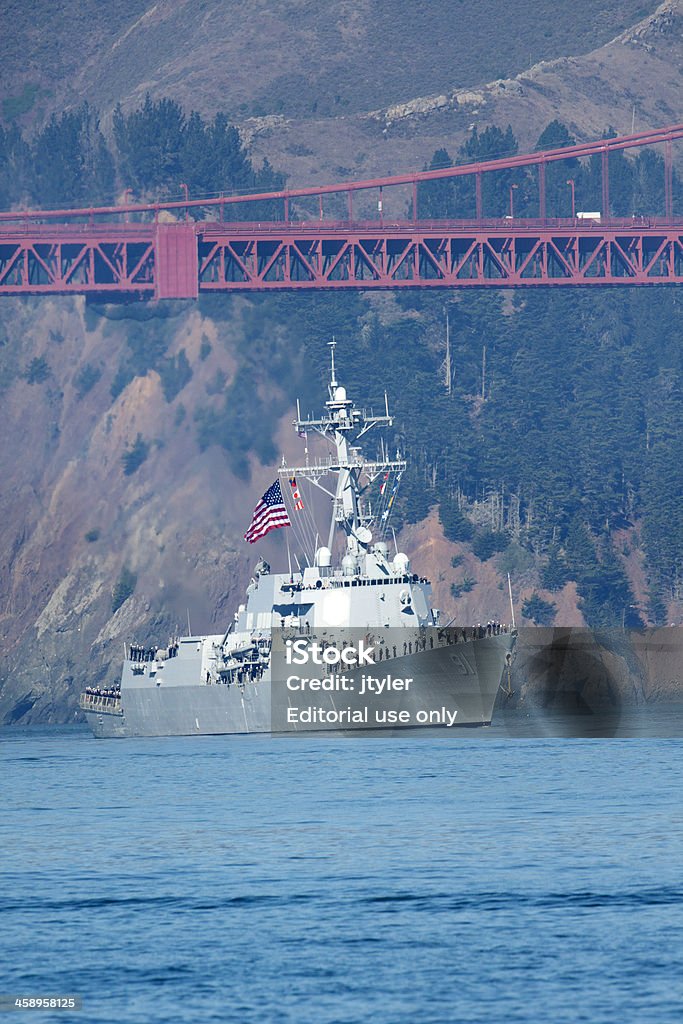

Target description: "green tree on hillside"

left=459, top=125, right=519, bottom=217
left=0, top=123, right=30, bottom=208
left=534, top=120, right=580, bottom=218
left=416, top=148, right=459, bottom=219
left=113, top=95, right=186, bottom=193
left=578, top=127, right=634, bottom=217
left=641, top=369, right=683, bottom=597
left=632, top=148, right=665, bottom=215
left=32, top=104, right=115, bottom=207
left=113, top=99, right=284, bottom=212
left=417, top=125, right=519, bottom=219
left=179, top=111, right=253, bottom=198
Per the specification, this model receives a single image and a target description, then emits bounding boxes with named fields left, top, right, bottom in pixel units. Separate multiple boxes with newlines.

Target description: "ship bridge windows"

left=336, top=577, right=390, bottom=587
left=329, top=576, right=423, bottom=589
left=272, top=603, right=303, bottom=616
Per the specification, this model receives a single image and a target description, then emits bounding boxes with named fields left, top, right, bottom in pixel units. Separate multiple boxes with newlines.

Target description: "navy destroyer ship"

left=80, top=344, right=515, bottom=738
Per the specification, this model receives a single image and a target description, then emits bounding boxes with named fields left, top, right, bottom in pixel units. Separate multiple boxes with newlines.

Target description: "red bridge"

left=0, top=124, right=681, bottom=299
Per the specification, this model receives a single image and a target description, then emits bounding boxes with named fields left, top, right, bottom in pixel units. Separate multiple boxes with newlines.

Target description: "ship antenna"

left=507, top=572, right=516, bottom=629
left=329, top=338, right=337, bottom=389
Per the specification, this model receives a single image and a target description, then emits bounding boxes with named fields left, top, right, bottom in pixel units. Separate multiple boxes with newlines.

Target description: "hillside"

left=0, top=1, right=662, bottom=130
left=0, top=294, right=307, bottom=723
left=0, top=2, right=679, bottom=195
left=243, top=0, right=683, bottom=187
left=0, top=1, right=682, bottom=725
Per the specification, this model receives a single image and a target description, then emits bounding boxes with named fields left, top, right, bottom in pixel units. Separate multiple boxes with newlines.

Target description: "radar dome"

left=334, top=386, right=347, bottom=402
left=342, top=554, right=356, bottom=576
left=393, top=552, right=410, bottom=574
left=356, top=526, right=372, bottom=547
left=315, top=546, right=332, bottom=567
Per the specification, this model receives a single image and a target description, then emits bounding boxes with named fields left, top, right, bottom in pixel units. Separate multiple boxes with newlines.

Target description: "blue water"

left=1, top=727, right=682, bottom=1024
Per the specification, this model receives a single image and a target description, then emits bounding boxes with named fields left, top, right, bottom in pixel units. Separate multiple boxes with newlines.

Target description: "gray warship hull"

left=83, top=631, right=514, bottom=738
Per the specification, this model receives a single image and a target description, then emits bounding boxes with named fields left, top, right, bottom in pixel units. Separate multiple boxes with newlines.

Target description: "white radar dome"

left=334, top=386, right=347, bottom=402
left=356, top=526, right=372, bottom=547
left=315, top=546, right=332, bottom=567
left=393, top=552, right=410, bottom=574
left=342, top=554, right=356, bottom=576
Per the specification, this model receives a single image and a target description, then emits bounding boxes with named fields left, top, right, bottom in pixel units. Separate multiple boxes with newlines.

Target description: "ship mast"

left=281, top=342, right=405, bottom=557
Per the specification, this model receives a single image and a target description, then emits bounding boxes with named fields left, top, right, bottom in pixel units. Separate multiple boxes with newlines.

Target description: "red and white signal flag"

left=289, top=475, right=304, bottom=511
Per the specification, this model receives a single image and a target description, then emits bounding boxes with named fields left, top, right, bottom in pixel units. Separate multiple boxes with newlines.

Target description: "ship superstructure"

left=81, top=344, right=515, bottom=738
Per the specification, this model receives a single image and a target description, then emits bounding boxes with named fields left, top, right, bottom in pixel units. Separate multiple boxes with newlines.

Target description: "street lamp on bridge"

left=566, top=178, right=576, bottom=219
left=509, top=183, right=519, bottom=218
left=179, top=182, right=189, bottom=222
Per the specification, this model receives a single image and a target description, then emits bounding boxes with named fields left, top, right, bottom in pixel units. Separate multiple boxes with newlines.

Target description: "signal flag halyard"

left=244, top=479, right=291, bottom=543
left=289, top=475, right=304, bottom=511
left=381, top=471, right=403, bottom=522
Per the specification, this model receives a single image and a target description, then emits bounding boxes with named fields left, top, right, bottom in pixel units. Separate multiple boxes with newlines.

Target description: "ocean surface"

left=1, top=725, right=682, bottom=1024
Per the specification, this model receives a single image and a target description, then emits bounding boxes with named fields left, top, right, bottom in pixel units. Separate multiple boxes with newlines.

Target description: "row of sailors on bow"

left=477, top=622, right=510, bottom=638
left=83, top=686, right=121, bottom=700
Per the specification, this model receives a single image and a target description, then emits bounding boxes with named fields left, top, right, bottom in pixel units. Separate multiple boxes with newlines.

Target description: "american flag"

left=244, top=479, right=291, bottom=544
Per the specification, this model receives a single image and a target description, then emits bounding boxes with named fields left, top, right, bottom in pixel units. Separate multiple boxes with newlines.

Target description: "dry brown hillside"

left=243, top=0, right=683, bottom=186
left=0, top=1, right=664, bottom=130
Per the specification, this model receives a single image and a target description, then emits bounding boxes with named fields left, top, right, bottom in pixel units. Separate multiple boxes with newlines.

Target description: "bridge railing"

left=2, top=214, right=681, bottom=239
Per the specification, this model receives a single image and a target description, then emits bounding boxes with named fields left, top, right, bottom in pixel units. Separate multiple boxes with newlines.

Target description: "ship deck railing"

left=79, top=693, right=123, bottom=715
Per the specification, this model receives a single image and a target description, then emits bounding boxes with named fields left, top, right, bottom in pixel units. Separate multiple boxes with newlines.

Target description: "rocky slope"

left=501, top=626, right=683, bottom=736
left=0, top=296, right=298, bottom=723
